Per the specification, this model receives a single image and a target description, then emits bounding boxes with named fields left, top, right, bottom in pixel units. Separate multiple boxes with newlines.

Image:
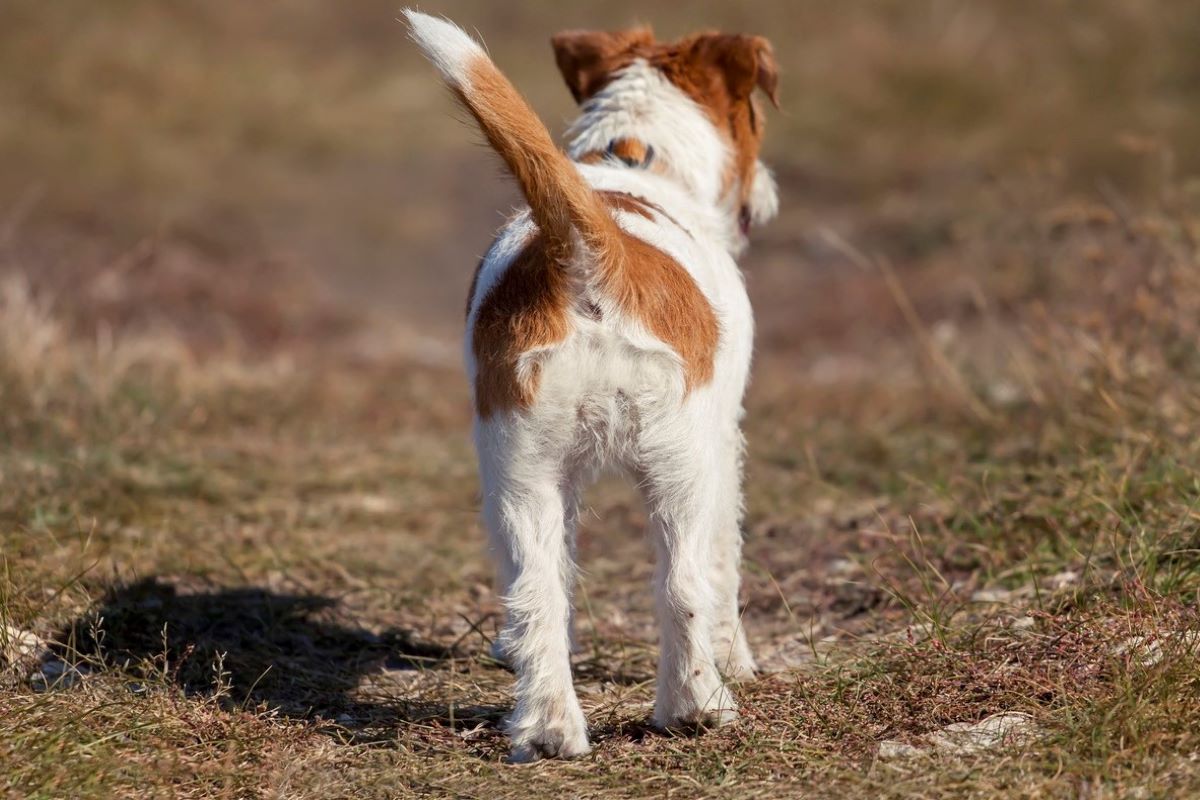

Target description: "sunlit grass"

left=3, top=1, right=1200, bottom=796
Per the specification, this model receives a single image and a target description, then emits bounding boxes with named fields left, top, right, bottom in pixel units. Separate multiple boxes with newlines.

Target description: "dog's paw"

left=654, top=677, right=739, bottom=731
left=509, top=726, right=591, bottom=763
left=720, top=658, right=759, bottom=684
left=715, top=640, right=759, bottom=683
left=506, top=698, right=590, bottom=763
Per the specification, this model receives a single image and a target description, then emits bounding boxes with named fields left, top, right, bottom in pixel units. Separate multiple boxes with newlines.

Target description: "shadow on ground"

left=53, top=578, right=508, bottom=739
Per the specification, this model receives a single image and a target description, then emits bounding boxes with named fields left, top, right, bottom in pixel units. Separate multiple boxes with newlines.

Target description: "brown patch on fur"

left=552, top=30, right=779, bottom=204
left=600, top=191, right=693, bottom=237
left=600, top=190, right=655, bottom=221
left=551, top=28, right=655, bottom=104
left=471, top=235, right=571, bottom=417
left=576, top=137, right=654, bottom=169
left=471, top=215, right=716, bottom=416
left=466, top=217, right=534, bottom=319
left=598, top=230, right=719, bottom=390
left=647, top=35, right=777, bottom=204
left=608, top=137, right=651, bottom=167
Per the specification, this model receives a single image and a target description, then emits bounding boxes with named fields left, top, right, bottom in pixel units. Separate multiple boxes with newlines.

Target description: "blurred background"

left=4, top=0, right=1199, bottom=356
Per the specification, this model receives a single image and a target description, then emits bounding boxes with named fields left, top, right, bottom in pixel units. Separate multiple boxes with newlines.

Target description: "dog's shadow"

left=52, top=577, right=507, bottom=741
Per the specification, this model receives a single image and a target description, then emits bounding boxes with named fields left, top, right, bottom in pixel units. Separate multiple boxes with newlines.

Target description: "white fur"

left=566, top=61, right=780, bottom=257
left=747, top=162, right=780, bottom=226
left=413, top=10, right=773, bottom=762
left=567, top=62, right=730, bottom=212
left=404, top=10, right=484, bottom=89
left=469, top=168, right=759, bottom=762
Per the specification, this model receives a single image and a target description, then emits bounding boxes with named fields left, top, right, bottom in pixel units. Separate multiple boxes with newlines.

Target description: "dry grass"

left=3, top=176, right=1198, bottom=797
left=3, top=1, right=1200, bottom=798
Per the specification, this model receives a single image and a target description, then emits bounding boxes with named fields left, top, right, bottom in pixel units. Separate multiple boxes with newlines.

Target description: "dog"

left=404, top=10, right=779, bottom=762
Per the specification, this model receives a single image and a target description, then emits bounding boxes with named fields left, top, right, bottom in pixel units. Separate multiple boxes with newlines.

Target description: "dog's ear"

left=749, top=36, right=780, bottom=108
left=551, top=28, right=654, bottom=104
left=692, top=34, right=780, bottom=108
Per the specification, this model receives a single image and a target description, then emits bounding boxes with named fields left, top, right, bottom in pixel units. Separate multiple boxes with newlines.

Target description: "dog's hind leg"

left=478, top=426, right=589, bottom=762
left=489, top=482, right=584, bottom=664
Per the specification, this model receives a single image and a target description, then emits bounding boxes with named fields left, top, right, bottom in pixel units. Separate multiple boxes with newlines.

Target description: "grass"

left=2, top=175, right=1198, bottom=797
left=3, top=1, right=1200, bottom=798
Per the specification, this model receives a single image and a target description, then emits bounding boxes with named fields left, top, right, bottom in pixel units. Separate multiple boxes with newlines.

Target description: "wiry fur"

left=404, top=10, right=778, bottom=762
left=567, top=61, right=732, bottom=214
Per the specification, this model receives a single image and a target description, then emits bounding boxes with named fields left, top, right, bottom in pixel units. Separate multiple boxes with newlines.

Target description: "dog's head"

left=554, top=27, right=780, bottom=255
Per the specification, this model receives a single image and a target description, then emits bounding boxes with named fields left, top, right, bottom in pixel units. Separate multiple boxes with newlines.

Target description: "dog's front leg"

left=708, top=427, right=757, bottom=682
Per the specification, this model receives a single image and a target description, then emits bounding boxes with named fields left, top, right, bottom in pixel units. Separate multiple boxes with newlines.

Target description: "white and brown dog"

left=405, top=11, right=779, bottom=762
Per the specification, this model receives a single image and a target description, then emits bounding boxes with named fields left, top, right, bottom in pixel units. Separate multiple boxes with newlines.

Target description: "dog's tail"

left=404, top=10, right=618, bottom=264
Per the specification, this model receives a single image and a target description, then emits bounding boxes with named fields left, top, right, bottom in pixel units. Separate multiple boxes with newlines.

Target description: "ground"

left=2, top=2, right=1200, bottom=798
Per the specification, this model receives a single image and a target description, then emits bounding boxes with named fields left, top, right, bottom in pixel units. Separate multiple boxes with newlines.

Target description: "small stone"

left=877, top=740, right=923, bottom=760
left=1, top=625, right=46, bottom=666
left=928, top=712, right=1037, bottom=754
left=988, top=380, right=1022, bottom=406
left=457, top=722, right=490, bottom=741
left=1113, top=632, right=1200, bottom=667
left=971, top=588, right=1013, bottom=604
left=1045, top=571, right=1079, bottom=590
left=828, top=559, right=861, bottom=576
left=355, top=494, right=398, bottom=514
left=811, top=497, right=837, bottom=517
